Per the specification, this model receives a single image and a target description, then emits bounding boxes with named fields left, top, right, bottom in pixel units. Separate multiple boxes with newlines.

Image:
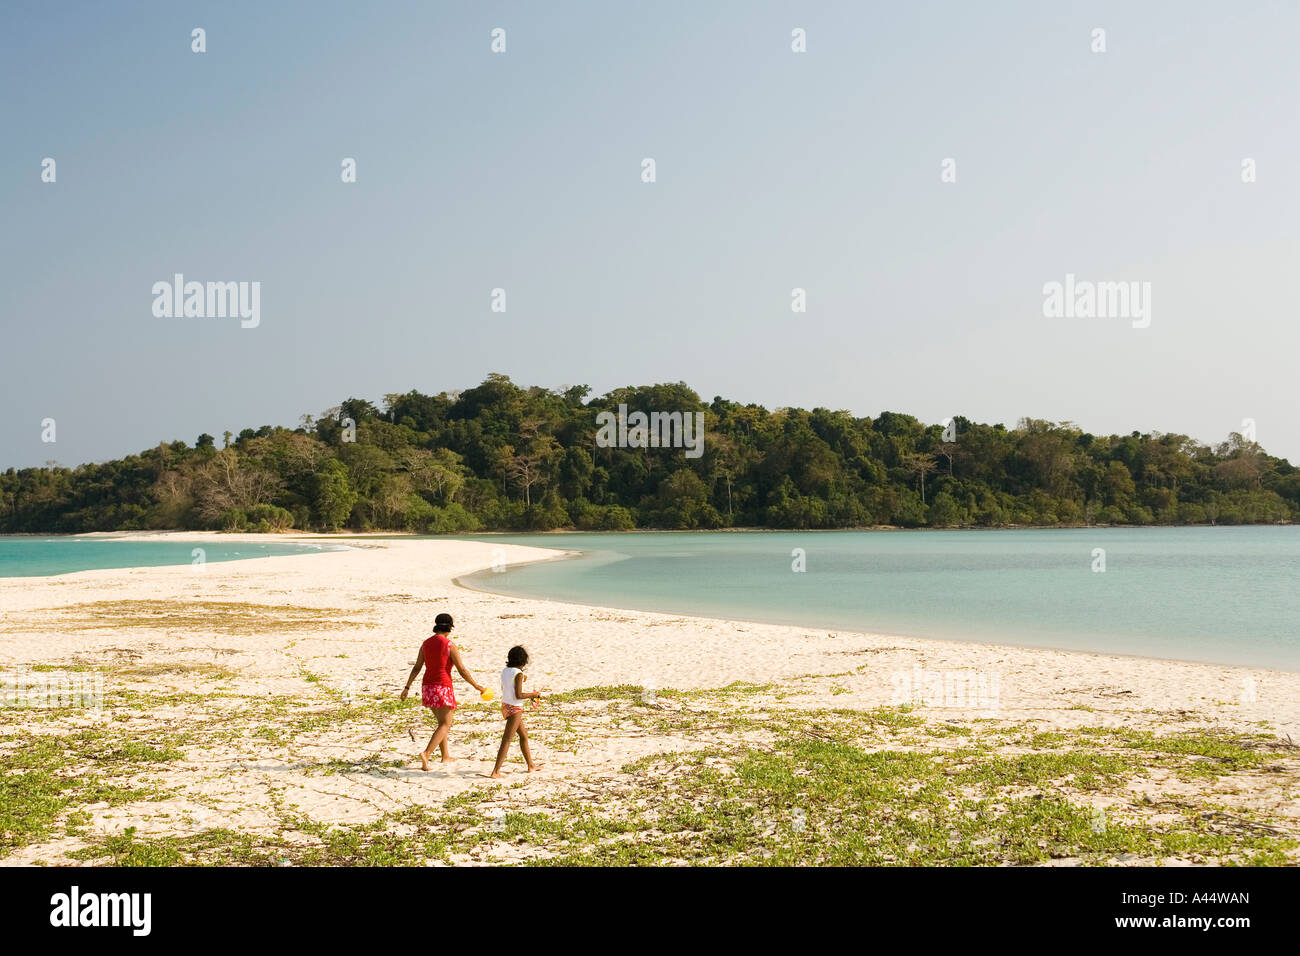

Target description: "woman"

left=400, top=612, right=485, bottom=770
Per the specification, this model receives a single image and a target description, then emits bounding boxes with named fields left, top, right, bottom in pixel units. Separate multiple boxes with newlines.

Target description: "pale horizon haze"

left=2, top=1, right=1297, bottom=468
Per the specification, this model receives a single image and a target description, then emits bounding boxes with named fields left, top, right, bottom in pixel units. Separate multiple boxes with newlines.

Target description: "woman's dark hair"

left=506, top=645, right=529, bottom=668
left=433, top=613, right=454, bottom=633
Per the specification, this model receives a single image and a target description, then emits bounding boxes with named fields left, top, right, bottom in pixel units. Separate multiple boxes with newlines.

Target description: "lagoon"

left=0, top=536, right=344, bottom=579
left=459, top=527, right=1300, bottom=671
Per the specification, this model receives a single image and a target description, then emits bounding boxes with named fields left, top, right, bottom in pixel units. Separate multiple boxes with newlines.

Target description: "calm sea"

left=0, top=536, right=345, bottom=578
left=458, top=528, right=1300, bottom=671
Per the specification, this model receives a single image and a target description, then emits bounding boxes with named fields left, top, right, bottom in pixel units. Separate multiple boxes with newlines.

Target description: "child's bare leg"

left=490, top=714, right=521, bottom=778
left=518, top=721, right=540, bottom=771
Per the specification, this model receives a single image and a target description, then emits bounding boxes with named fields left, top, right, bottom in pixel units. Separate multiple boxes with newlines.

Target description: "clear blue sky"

left=3, top=0, right=1297, bottom=468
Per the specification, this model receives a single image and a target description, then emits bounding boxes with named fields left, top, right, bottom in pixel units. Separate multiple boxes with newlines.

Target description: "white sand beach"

left=2, top=533, right=1297, bottom=866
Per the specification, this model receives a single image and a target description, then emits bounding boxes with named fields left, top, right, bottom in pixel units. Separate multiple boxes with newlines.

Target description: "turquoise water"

left=459, top=528, right=1300, bottom=671
left=0, top=536, right=345, bottom=578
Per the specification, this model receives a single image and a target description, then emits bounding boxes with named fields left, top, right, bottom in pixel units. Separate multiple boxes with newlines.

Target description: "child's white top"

left=500, top=666, right=524, bottom=706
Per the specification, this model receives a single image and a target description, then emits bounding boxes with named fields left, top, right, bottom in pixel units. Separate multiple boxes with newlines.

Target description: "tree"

left=402, top=447, right=468, bottom=505
left=1016, top=419, right=1078, bottom=496
left=193, top=449, right=282, bottom=524
left=4, top=375, right=1297, bottom=535
left=928, top=491, right=965, bottom=527
left=1100, top=460, right=1136, bottom=508
left=557, top=446, right=594, bottom=500
left=707, top=432, right=742, bottom=520
left=311, top=459, right=357, bottom=531
left=902, top=453, right=938, bottom=505
left=935, top=441, right=959, bottom=477
left=647, top=469, right=722, bottom=529
left=494, top=421, right=560, bottom=509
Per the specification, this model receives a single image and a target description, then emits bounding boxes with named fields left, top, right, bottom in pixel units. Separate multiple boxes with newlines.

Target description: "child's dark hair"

left=506, top=645, right=529, bottom=668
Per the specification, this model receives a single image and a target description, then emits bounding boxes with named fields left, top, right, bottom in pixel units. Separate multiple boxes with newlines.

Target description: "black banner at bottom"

left=0, top=864, right=1281, bottom=943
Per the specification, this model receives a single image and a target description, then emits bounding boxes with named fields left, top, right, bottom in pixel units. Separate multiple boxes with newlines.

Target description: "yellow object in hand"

left=480, top=689, right=497, bottom=702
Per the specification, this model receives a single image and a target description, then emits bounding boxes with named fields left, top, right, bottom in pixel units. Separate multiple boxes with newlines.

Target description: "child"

left=489, top=645, right=542, bottom=778
left=400, top=612, right=486, bottom=771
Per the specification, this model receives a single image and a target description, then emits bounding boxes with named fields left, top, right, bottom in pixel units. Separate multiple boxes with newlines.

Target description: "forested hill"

left=4, top=374, right=1296, bottom=533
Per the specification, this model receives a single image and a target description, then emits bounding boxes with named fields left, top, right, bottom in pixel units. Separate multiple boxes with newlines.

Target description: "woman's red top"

left=421, top=633, right=453, bottom=686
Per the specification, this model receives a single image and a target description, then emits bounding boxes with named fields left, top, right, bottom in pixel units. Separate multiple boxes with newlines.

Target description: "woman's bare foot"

left=526, top=764, right=543, bottom=772
left=419, top=750, right=431, bottom=771
left=487, top=771, right=503, bottom=778
left=440, top=754, right=459, bottom=764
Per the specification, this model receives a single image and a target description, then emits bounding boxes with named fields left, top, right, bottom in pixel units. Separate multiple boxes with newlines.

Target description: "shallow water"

left=0, top=536, right=345, bottom=578
left=457, top=527, right=1300, bottom=671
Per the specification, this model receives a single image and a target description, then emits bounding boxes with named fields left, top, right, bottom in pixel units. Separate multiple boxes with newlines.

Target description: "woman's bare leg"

left=421, top=707, right=454, bottom=770
left=439, top=711, right=457, bottom=762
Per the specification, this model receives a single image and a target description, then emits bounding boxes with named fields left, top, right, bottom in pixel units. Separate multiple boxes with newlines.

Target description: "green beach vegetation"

left=5, top=676, right=1296, bottom=866
left=3, top=374, right=1296, bottom=533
